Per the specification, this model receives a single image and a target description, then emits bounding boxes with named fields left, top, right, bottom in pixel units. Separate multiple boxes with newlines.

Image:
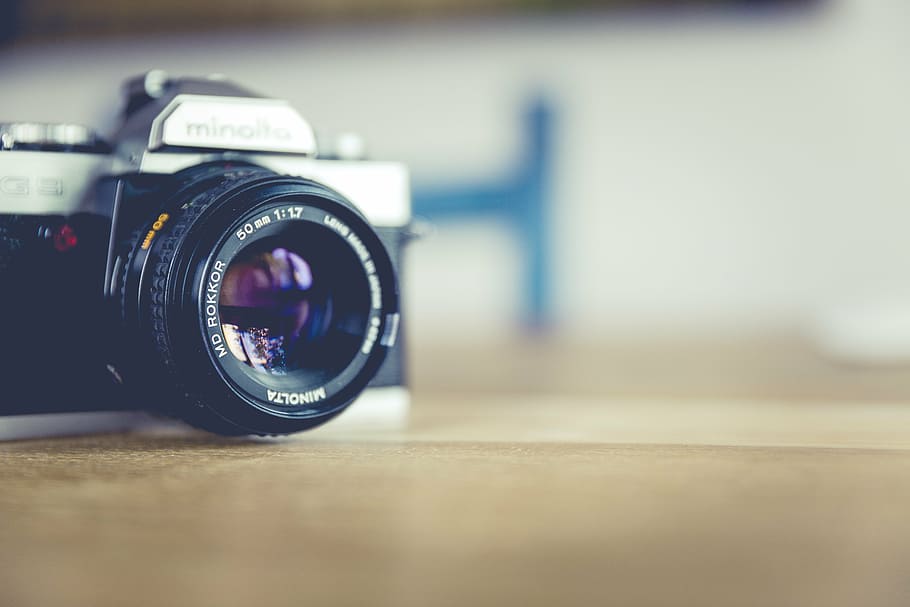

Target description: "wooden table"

left=2, top=388, right=910, bottom=607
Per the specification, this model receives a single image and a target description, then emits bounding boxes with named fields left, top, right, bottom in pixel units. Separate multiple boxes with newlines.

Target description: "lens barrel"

left=118, top=164, right=399, bottom=435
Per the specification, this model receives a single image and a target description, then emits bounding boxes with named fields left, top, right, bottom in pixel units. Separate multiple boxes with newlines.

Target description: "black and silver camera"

left=0, top=72, right=410, bottom=436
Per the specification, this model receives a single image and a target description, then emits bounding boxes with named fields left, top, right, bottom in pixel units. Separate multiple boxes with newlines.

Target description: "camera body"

left=0, top=72, right=410, bottom=436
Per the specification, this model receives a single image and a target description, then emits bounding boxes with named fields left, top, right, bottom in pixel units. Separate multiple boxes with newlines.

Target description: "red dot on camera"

left=53, top=224, right=78, bottom=252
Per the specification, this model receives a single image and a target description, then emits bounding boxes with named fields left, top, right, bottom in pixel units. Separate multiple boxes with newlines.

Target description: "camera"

left=0, top=72, right=410, bottom=436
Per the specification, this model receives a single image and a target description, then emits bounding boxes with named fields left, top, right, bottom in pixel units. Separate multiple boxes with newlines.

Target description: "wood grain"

left=2, top=391, right=910, bottom=606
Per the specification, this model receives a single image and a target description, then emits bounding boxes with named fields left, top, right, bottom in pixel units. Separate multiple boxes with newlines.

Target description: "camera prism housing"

left=0, top=72, right=411, bottom=436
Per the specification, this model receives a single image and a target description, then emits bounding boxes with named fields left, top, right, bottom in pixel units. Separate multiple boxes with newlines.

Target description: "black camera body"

left=0, top=72, right=410, bottom=436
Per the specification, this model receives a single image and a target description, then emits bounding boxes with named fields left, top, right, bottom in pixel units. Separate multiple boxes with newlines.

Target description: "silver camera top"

left=0, top=71, right=410, bottom=227
left=114, top=71, right=319, bottom=171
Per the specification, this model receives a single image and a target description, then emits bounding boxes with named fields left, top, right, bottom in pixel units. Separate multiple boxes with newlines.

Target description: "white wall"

left=1, top=0, right=908, bottom=343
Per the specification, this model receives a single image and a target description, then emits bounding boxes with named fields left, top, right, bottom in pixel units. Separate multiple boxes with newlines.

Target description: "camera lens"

left=219, top=222, right=370, bottom=386
left=119, top=164, right=399, bottom=436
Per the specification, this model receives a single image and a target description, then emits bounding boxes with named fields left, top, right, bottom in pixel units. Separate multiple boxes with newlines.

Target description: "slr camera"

left=0, top=72, right=410, bottom=436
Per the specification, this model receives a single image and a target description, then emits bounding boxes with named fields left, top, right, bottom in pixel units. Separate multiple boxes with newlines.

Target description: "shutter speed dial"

left=0, top=123, right=109, bottom=153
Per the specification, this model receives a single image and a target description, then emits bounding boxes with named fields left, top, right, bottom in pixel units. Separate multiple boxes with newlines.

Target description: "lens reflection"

left=218, top=224, right=370, bottom=384
left=221, top=247, right=325, bottom=374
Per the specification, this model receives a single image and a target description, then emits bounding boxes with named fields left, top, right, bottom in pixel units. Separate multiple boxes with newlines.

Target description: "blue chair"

left=413, top=95, right=555, bottom=329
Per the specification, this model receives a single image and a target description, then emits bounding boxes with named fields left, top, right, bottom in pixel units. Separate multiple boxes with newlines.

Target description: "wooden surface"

left=3, top=388, right=910, bottom=606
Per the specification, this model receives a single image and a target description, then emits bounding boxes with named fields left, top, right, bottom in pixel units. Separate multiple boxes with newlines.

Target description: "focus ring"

left=144, top=167, right=271, bottom=435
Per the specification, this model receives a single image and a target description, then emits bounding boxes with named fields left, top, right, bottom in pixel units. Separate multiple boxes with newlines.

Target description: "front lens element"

left=219, top=222, right=371, bottom=388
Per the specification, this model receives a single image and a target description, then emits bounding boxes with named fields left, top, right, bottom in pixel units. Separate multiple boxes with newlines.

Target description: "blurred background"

left=3, top=0, right=910, bottom=403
